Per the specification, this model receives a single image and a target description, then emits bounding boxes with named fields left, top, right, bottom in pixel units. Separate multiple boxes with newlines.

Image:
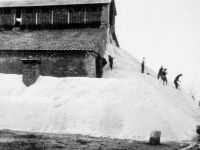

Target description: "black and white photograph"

left=0, top=0, right=200, bottom=149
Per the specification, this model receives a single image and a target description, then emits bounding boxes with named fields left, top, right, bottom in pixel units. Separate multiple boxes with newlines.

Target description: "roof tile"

left=0, top=29, right=106, bottom=52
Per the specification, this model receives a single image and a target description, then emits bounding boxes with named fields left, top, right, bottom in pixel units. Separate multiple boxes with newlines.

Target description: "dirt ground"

left=0, top=129, right=193, bottom=150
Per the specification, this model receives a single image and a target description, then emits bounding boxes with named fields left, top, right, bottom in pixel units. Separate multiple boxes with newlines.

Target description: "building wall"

left=0, top=4, right=103, bottom=28
left=84, top=52, right=97, bottom=77
left=0, top=50, right=99, bottom=77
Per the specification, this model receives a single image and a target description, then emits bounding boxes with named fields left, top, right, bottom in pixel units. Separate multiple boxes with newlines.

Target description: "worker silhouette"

left=157, top=66, right=163, bottom=80
left=141, top=57, right=145, bottom=73
left=174, top=74, right=183, bottom=89
left=161, top=68, right=168, bottom=86
left=108, top=55, right=114, bottom=70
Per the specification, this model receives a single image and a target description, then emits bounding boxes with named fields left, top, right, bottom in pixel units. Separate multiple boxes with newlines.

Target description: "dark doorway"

left=96, top=55, right=103, bottom=78
left=15, top=8, right=21, bottom=26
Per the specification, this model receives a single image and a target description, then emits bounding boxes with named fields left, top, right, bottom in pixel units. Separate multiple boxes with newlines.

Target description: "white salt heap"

left=0, top=44, right=199, bottom=142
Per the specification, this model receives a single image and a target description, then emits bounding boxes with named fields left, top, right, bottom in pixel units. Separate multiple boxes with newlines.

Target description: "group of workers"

left=106, top=56, right=183, bottom=90
left=141, top=57, right=183, bottom=89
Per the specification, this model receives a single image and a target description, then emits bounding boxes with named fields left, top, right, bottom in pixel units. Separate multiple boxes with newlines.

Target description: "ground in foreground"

left=0, top=130, right=190, bottom=150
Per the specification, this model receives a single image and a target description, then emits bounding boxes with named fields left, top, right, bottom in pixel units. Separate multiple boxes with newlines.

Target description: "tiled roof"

left=0, top=29, right=106, bottom=52
left=0, top=0, right=112, bottom=8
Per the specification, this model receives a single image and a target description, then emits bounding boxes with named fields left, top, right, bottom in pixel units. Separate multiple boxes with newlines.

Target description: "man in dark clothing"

left=141, top=57, right=145, bottom=73
left=157, top=66, right=163, bottom=79
left=161, top=68, right=168, bottom=86
left=108, top=55, right=114, bottom=70
left=174, top=74, right=183, bottom=89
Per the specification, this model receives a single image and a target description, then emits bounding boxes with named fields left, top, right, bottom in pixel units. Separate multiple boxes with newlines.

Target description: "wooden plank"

left=37, top=12, right=51, bottom=25
left=21, top=13, right=36, bottom=25
left=0, top=13, right=15, bottom=26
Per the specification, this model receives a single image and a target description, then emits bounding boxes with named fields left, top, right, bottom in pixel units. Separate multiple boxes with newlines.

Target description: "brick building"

left=0, top=0, right=119, bottom=86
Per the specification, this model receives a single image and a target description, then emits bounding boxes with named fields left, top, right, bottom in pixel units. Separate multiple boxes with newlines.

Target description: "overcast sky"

left=115, top=0, right=200, bottom=91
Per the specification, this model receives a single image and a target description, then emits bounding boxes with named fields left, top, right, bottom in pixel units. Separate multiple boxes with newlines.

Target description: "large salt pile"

left=0, top=44, right=199, bottom=141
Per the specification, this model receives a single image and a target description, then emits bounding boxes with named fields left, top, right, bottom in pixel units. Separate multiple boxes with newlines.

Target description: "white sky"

left=115, top=0, right=200, bottom=90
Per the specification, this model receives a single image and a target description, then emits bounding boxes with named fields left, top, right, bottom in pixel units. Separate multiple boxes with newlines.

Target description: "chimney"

left=21, top=59, right=41, bottom=87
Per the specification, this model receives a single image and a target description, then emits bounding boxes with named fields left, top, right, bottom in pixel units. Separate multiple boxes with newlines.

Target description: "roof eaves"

left=0, top=0, right=112, bottom=8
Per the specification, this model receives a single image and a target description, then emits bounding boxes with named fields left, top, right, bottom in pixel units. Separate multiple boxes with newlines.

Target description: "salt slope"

left=0, top=45, right=199, bottom=142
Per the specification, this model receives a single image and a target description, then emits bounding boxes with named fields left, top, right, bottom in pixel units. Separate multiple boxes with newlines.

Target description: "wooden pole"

left=51, top=10, right=54, bottom=25
left=84, top=8, right=86, bottom=24
left=20, top=12, right=22, bottom=25
left=36, top=13, right=38, bottom=25
left=67, top=11, right=70, bottom=24
left=13, top=13, right=16, bottom=25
